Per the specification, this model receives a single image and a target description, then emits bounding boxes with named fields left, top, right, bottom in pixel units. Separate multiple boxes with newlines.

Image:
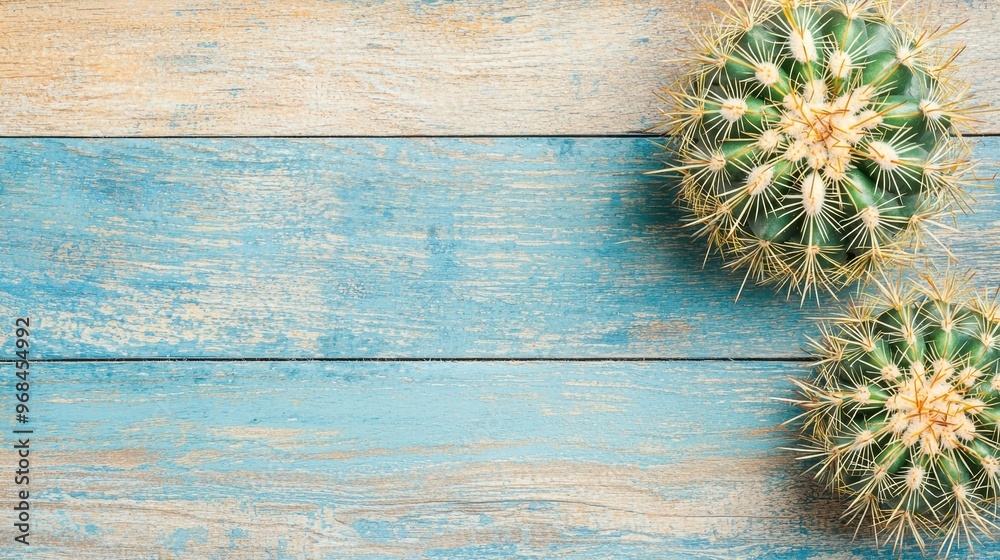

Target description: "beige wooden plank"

left=1, top=0, right=996, bottom=136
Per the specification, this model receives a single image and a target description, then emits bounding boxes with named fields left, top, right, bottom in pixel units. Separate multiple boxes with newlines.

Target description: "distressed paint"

left=0, top=2, right=996, bottom=558
left=0, top=0, right=997, bottom=135
left=0, top=360, right=962, bottom=559
left=2, top=138, right=997, bottom=359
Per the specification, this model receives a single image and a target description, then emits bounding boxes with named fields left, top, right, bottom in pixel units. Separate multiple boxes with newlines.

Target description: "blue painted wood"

left=0, top=359, right=954, bottom=559
left=2, top=138, right=996, bottom=360
left=2, top=137, right=997, bottom=559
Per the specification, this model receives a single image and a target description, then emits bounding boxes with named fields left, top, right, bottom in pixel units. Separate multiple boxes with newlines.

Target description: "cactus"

left=789, top=271, right=1000, bottom=555
left=659, top=0, right=983, bottom=301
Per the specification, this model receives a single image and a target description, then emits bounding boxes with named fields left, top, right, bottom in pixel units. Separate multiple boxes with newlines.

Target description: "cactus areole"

left=661, top=0, right=980, bottom=300
left=792, top=273, right=1000, bottom=555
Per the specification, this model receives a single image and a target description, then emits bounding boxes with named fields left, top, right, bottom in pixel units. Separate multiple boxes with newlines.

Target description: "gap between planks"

left=0, top=356, right=813, bottom=363
left=1, top=133, right=998, bottom=139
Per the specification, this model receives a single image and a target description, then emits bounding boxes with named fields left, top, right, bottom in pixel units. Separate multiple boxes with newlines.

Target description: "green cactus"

left=659, top=0, right=983, bottom=301
left=789, top=271, right=1000, bottom=555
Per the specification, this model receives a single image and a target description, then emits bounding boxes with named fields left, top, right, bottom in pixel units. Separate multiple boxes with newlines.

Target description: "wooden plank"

left=2, top=137, right=997, bottom=359
left=0, top=359, right=951, bottom=559
left=0, top=0, right=997, bottom=136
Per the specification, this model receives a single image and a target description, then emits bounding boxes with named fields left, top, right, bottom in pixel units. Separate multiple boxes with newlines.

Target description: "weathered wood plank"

left=0, top=0, right=997, bottom=135
left=0, top=360, right=954, bottom=559
left=2, top=137, right=997, bottom=359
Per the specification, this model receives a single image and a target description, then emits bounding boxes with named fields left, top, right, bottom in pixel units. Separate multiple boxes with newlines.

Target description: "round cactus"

left=660, top=0, right=982, bottom=300
left=790, top=271, right=1000, bottom=555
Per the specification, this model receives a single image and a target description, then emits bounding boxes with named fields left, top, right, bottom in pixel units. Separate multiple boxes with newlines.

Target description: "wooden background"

left=1, top=1, right=998, bottom=558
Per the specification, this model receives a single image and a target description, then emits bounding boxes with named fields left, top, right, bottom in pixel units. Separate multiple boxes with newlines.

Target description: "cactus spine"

left=660, top=0, right=983, bottom=301
left=790, top=272, right=1000, bottom=555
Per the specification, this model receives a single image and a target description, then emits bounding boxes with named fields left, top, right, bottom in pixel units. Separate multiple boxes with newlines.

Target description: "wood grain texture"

left=2, top=137, right=997, bottom=359
left=0, top=359, right=957, bottom=559
left=0, top=0, right=997, bottom=136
